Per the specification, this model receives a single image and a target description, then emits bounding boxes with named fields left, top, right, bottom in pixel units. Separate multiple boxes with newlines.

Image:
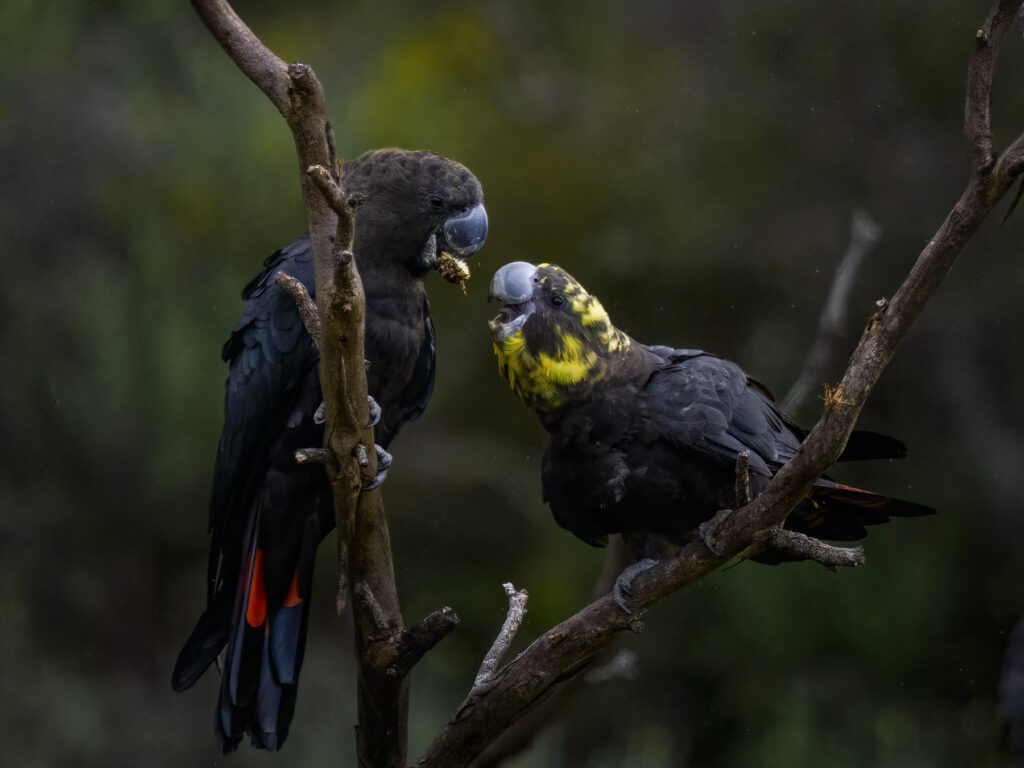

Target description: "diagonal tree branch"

left=415, top=3, right=1024, bottom=765
left=276, top=270, right=322, bottom=347
left=189, top=0, right=290, bottom=113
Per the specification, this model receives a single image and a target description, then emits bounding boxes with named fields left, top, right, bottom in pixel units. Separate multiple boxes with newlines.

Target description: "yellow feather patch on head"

left=492, top=262, right=631, bottom=411
left=492, top=327, right=600, bottom=410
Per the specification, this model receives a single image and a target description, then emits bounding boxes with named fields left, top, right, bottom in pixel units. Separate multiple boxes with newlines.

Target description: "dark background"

left=3, top=1, right=1024, bottom=765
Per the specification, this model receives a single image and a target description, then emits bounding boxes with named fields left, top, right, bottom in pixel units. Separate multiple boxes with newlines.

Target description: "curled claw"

left=612, top=558, right=658, bottom=615
left=364, top=445, right=393, bottom=491
left=698, top=508, right=734, bottom=557
left=314, top=401, right=326, bottom=426
left=367, top=395, right=382, bottom=428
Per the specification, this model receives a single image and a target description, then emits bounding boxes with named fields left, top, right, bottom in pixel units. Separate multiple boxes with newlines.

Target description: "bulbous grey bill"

left=489, top=261, right=538, bottom=304
left=442, top=202, right=488, bottom=257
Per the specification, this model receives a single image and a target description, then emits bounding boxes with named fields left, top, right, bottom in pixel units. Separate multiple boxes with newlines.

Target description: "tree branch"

left=415, top=4, right=1024, bottom=764
left=188, top=0, right=290, bottom=114
left=393, top=608, right=462, bottom=679
left=191, top=3, right=413, bottom=766
left=294, top=447, right=337, bottom=467
left=965, top=0, right=1019, bottom=172
left=276, top=270, right=322, bottom=348
left=753, top=527, right=865, bottom=570
left=475, top=584, right=530, bottom=688
left=733, top=450, right=751, bottom=507
left=308, top=163, right=350, bottom=216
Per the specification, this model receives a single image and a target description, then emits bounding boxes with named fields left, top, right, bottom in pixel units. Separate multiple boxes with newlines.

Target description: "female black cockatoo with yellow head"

left=487, top=261, right=932, bottom=586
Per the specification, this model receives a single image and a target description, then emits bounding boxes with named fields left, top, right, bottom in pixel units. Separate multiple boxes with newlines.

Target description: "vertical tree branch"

left=190, top=3, right=409, bottom=766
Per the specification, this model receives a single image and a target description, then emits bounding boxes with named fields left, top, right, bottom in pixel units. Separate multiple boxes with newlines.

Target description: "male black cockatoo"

left=172, top=149, right=487, bottom=751
left=487, top=261, right=932, bottom=574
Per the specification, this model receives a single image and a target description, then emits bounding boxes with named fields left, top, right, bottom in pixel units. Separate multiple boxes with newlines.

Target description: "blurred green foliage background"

left=2, top=0, right=1024, bottom=765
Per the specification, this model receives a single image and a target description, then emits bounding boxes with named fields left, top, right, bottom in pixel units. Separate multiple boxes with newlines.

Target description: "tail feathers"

left=256, top=632, right=298, bottom=750
left=837, top=430, right=908, bottom=462
left=784, top=479, right=935, bottom=543
left=171, top=597, right=231, bottom=692
left=216, top=539, right=312, bottom=754
left=268, top=598, right=307, bottom=685
left=217, top=619, right=302, bottom=752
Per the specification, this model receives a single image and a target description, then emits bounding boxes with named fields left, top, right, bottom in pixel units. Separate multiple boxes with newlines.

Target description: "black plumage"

left=488, top=261, right=932, bottom=563
left=173, top=149, right=486, bottom=751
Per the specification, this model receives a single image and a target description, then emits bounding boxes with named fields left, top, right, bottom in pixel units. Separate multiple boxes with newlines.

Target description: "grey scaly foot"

left=698, top=508, right=733, bottom=556
left=613, top=558, right=658, bottom=614
left=314, top=396, right=381, bottom=428
left=364, top=444, right=392, bottom=491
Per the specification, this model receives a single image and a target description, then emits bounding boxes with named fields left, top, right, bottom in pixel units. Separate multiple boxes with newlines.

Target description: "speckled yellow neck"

left=493, top=316, right=630, bottom=412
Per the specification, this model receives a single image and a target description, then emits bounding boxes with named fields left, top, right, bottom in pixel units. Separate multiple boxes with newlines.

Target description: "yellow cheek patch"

left=493, top=328, right=599, bottom=410
left=537, top=333, right=595, bottom=386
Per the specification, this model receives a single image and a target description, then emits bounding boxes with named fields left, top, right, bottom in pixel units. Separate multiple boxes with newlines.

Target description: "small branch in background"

left=999, top=617, right=1024, bottom=763
left=475, top=584, right=529, bottom=688
left=276, top=271, right=322, bottom=348
left=584, top=649, right=640, bottom=684
left=753, top=526, right=865, bottom=570
left=781, top=210, right=881, bottom=414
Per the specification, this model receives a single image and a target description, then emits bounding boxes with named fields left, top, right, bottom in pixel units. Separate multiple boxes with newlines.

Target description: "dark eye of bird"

left=550, top=294, right=565, bottom=307
left=430, top=195, right=444, bottom=207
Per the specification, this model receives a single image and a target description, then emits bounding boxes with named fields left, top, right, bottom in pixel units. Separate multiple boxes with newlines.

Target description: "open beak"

left=488, top=261, right=539, bottom=341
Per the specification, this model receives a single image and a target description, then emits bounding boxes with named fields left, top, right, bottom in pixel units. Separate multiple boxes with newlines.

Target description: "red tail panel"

left=246, top=549, right=267, bottom=627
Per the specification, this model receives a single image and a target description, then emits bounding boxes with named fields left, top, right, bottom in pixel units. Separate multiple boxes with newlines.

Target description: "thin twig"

left=294, top=447, right=337, bottom=467
left=781, top=210, right=881, bottom=414
left=308, top=164, right=349, bottom=216
left=275, top=271, right=322, bottom=349
left=753, top=527, right=865, bottom=570
left=471, top=539, right=632, bottom=768
left=474, top=584, right=529, bottom=688
left=393, top=608, right=462, bottom=679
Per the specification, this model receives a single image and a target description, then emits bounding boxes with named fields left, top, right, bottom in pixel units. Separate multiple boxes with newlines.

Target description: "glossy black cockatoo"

left=487, top=261, right=932, bottom=569
left=172, top=149, right=487, bottom=751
